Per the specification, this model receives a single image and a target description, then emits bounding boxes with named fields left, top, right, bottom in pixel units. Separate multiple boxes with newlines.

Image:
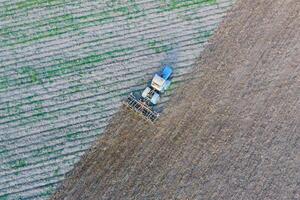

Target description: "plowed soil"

left=52, top=0, right=300, bottom=199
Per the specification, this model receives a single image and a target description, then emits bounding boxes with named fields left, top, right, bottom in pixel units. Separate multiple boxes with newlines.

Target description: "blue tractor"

left=124, top=66, right=173, bottom=122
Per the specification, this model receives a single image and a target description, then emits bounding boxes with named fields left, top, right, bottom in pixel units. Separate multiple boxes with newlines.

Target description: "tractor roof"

left=161, top=66, right=173, bottom=80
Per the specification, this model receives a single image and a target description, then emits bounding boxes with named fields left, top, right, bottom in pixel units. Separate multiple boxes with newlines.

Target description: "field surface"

left=0, top=0, right=234, bottom=199
left=52, top=0, right=300, bottom=199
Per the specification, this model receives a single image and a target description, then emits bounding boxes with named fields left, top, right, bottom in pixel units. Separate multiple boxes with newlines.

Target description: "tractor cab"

left=124, top=65, right=173, bottom=122
left=150, top=66, right=173, bottom=93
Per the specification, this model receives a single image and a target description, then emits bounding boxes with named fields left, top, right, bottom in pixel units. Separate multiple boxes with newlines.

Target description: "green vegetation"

left=39, top=186, right=55, bottom=197
left=195, top=29, right=214, bottom=42
left=43, top=47, right=132, bottom=80
left=106, top=0, right=142, bottom=17
left=18, top=66, right=40, bottom=84
left=25, top=94, right=47, bottom=118
left=0, top=94, right=47, bottom=123
left=0, top=4, right=142, bottom=47
left=32, top=145, right=55, bottom=157
left=0, top=147, right=9, bottom=157
left=53, top=167, right=60, bottom=176
left=66, top=132, right=81, bottom=141
left=147, top=40, right=173, bottom=54
left=201, top=30, right=213, bottom=38
left=0, top=77, right=8, bottom=90
left=1, top=47, right=133, bottom=91
left=9, top=159, right=27, bottom=169
left=160, top=0, right=217, bottom=12
left=0, top=0, right=66, bottom=19
left=0, top=194, right=9, bottom=200
left=15, top=0, right=63, bottom=10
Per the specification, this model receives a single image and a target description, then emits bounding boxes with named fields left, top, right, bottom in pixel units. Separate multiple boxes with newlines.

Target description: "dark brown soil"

left=51, top=0, right=300, bottom=199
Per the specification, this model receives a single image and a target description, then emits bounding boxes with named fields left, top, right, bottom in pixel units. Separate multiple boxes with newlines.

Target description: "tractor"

left=124, top=66, right=173, bottom=122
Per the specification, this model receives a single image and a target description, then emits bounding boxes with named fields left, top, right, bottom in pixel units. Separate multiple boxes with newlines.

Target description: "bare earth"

left=52, top=0, right=300, bottom=199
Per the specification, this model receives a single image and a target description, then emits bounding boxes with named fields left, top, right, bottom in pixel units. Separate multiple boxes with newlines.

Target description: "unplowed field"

left=52, top=0, right=300, bottom=199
